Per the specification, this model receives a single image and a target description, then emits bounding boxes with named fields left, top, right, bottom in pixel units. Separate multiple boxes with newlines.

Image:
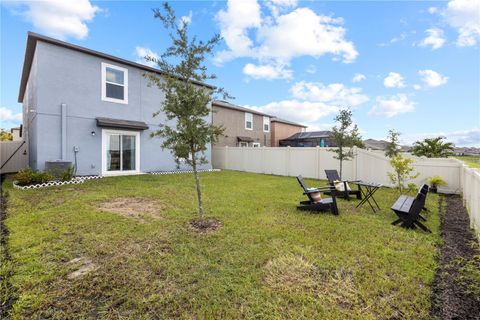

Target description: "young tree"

left=384, top=129, right=401, bottom=158
left=144, top=3, right=227, bottom=227
left=330, top=109, right=364, bottom=179
left=411, top=136, right=455, bottom=158
left=387, top=154, right=419, bottom=193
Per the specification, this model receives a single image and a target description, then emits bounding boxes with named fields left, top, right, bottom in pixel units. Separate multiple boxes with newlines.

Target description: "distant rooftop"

left=212, top=100, right=272, bottom=117
left=284, top=131, right=332, bottom=140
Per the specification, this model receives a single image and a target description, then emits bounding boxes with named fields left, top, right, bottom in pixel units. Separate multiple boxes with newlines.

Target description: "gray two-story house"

left=18, top=32, right=214, bottom=176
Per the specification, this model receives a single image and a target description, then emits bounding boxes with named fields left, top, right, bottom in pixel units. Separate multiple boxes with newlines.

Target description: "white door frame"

left=101, top=129, right=141, bottom=176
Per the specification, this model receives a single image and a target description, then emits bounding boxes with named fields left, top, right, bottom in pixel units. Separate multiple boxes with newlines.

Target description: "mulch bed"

left=188, top=218, right=221, bottom=233
left=430, top=195, right=480, bottom=320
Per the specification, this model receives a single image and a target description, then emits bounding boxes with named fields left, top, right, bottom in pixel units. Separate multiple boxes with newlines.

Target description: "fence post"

left=286, top=146, right=291, bottom=176
left=352, top=146, right=358, bottom=180
left=224, top=146, right=229, bottom=170
left=316, top=146, right=320, bottom=179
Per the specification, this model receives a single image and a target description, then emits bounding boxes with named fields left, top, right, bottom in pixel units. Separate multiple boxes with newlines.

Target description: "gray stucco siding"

left=25, top=40, right=212, bottom=175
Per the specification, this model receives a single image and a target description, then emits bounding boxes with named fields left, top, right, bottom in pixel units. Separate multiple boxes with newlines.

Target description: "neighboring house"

left=280, top=131, right=334, bottom=147
left=18, top=32, right=215, bottom=176
left=363, top=139, right=411, bottom=152
left=212, top=100, right=272, bottom=147
left=10, top=127, right=22, bottom=141
left=270, top=118, right=307, bottom=147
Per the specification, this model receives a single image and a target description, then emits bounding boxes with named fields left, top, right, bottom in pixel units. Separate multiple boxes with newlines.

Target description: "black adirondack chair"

left=296, top=175, right=339, bottom=215
left=324, top=170, right=362, bottom=200
left=391, top=192, right=431, bottom=233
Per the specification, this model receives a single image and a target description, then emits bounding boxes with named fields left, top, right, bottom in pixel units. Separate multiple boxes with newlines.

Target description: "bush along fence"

left=13, top=176, right=103, bottom=190
left=212, top=146, right=480, bottom=238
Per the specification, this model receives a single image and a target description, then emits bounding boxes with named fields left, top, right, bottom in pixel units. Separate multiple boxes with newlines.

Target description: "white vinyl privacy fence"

left=213, top=146, right=480, bottom=237
left=0, top=141, right=28, bottom=174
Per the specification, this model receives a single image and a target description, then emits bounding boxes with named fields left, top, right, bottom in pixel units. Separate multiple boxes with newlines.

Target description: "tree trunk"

left=339, top=158, right=343, bottom=180
left=191, top=154, right=204, bottom=222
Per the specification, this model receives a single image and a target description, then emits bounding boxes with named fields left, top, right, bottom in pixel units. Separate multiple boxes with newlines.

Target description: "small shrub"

left=14, top=168, right=54, bottom=186
left=61, top=166, right=75, bottom=181
left=387, top=154, right=419, bottom=193
left=407, top=183, right=418, bottom=195
left=427, top=176, right=448, bottom=188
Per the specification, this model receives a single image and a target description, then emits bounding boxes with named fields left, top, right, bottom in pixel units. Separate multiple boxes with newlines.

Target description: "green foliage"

left=13, top=168, right=54, bottom=186
left=330, top=109, right=364, bottom=179
left=406, top=183, right=419, bottom=195
left=411, top=136, right=455, bottom=158
left=144, top=3, right=228, bottom=221
left=387, top=154, right=420, bottom=193
left=385, top=129, right=401, bottom=158
left=427, top=176, right=448, bottom=188
left=0, top=129, right=13, bottom=141
left=61, top=166, right=75, bottom=182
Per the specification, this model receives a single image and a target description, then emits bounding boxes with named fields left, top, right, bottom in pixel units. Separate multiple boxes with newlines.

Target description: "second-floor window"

left=263, top=116, right=270, bottom=132
left=102, top=63, right=128, bottom=104
left=245, top=112, right=253, bottom=130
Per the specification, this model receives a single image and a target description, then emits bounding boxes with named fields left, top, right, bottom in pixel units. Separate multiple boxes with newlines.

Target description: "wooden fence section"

left=0, top=141, right=28, bottom=174
left=212, top=146, right=479, bottom=236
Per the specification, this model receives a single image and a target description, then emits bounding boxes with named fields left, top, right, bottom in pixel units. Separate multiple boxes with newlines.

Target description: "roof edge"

left=18, top=32, right=215, bottom=103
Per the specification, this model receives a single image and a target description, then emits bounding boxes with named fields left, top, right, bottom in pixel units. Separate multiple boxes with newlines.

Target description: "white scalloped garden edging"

left=149, top=169, right=221, bottom=175
left=13, top=176, right=103, bottom=190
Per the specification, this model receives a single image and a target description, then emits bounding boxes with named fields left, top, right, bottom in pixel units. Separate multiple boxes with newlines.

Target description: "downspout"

left=61, top=103, right=67, bottom=160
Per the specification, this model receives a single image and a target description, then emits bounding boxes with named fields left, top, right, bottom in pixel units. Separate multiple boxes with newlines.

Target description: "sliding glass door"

left=102, top=130, right=140, bottom=175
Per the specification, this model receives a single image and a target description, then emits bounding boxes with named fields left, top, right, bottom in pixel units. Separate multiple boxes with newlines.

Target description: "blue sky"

left=1, top=0, right=479, bottom=146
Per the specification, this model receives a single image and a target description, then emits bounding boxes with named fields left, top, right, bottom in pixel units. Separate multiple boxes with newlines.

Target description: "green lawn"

left=453, top=155, right=480, bottom=169
left=2, top=171, right=441, bottom=319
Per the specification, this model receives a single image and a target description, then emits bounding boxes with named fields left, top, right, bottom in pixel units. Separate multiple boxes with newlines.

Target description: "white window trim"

left=252, top=142, right=261, bottom=147
left=263, top=116, right=270, bottom=132
left=245, top=112, right=253, bottom=130
left=239, top=141, right=249, bottom=147
left=101, top=62, right=128, bottom=104
left=101, top=129, right=140, bottom=176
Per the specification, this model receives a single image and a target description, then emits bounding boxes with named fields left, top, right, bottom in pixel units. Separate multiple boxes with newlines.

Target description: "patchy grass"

left=2, top=171, right=441, bottom=319
left=453, top=155, right=480, bottom=169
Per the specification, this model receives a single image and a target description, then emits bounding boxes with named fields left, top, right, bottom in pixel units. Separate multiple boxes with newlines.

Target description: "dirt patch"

left=97, top=197, right=165, bottom=222
left=430, top=195, right=480, bottom=319
left=0, top=176, right=17, bottom=319
left=188, top=218, right=222, bottom=233
left=263, top=254, right=364, bottom=310
left=67, top=257, right=98, bottom=279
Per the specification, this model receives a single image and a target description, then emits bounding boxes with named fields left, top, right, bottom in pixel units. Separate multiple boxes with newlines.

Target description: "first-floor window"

left=252, top=142, right=261, bottom=147
left=103, top=130, right=139, bottom=174
left=239, top=142, right=249, bottom=147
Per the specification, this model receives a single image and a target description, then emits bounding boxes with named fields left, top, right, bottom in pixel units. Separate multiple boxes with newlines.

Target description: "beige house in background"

left=270, top=118, right=307, bottom=147
left=212, top=100, right=272, bottom=147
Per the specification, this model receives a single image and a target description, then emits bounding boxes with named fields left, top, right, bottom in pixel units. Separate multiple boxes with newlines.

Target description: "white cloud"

left=0, top=107, right=22, bottom=124
left=249, top=100, right=338, bottom=125
left=352, top=73, right=366, bottom=83
left=245, top=81, right=368, bottom=126
left=441, top=0, right=480, bottom=47
left=428, top=7, right=438, bottom=14
left=419, top=28, right=446, bottom=50
left=6, top=0, right=99, bottom=40
left=383, top=72, right=406, bottom=88
left=243, top=63, right=293, bottom=80
left=134, top=46, right=159, bottom=68
left=180, top=10, right=193, bottom=25
left=413, top=84, right=422, bottom=90
left=215, top=0, right=358, bottom=79
left=290, top=81, right=369, bottom=106
left=369, top=94, right=415, bottom=118
left=402, top=128, right=480, bottom=147
left=418, top=69, right=448, bottom=87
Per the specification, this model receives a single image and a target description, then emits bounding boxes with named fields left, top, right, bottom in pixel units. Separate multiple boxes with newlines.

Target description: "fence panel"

left=0, top=141, right=28, bottom=174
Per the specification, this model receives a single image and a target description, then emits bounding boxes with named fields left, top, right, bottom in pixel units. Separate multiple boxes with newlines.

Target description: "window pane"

left=106, top=83, right=124, bottom=100
left=246, top=121, right=252, bottom=129
left=107, top=135, right=120, bottom=171
left=122, top=135, right=136, bottom=170
left=106, top=67, right=124, bottom=84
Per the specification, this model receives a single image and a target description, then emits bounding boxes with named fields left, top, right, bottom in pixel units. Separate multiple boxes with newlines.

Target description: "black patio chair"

left=296, top=175, right=339, bottom=215
left=324, top=170, right=362, bottom=200
left=391, top=192, right=431, bottom=233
